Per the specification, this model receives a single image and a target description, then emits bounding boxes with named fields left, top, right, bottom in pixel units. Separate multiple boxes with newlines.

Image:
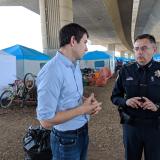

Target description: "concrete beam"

left=131, top=0, right=140, bottom=43
left=103, top=0, right=133, bottom=51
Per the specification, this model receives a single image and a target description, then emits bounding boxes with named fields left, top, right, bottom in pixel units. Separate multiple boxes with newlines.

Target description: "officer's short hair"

left=59, top=23, right=89, bottom=47
left=134, top=34, right=156, bottom=44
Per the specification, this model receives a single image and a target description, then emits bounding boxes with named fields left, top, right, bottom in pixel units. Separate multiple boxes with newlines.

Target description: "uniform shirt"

left=36, top=51, right=88, bottom=131
left=111, top=59, right=160, bottom=118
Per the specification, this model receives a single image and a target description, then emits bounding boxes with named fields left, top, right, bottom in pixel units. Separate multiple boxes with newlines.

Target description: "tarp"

left=115, top=56, right=134, bottom=62
left=153, top=53, right=160, bottom=61
left=3, top=44, right=51, bottom=60
left=1, top=44, right=51, bottom=78
left=81, top=51, right=111, bottom=60
left=80, top=50, right=112, bottom=71
left=0, top=51, right=16, bottom=94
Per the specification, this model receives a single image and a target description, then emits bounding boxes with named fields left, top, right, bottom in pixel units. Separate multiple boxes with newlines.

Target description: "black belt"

left=53, top=123, right=88, bottom=135
left=133, top=117, right=157, bottom=125
left=120, top=111, right=160, bottom=126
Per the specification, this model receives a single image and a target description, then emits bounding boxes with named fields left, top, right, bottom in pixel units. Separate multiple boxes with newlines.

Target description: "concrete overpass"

left=0, top=0, right=160, bottom=56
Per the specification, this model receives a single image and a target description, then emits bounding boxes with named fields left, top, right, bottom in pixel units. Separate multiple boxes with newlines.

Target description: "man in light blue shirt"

left=36, top=23, right=102, bottom=160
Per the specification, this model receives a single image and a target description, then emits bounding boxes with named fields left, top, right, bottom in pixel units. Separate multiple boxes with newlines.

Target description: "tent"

left=153, top=53, right=160, bottom=61
left=81, top=50, right=111, bottom=60
left=115, top=56, right=135, bottom=63
left=2, top=44, right=51, bottom=78
left=80, top=50, right=112, bottom=70
left=0, top=51, right=16, bottom=94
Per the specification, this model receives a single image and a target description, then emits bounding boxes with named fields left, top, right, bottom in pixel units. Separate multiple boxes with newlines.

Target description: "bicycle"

left=0, top=73, right=36, bottom=108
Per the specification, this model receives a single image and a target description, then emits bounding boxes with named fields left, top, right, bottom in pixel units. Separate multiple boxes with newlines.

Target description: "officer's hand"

left=140, top=97, right=158, bottom=112
left=126, top=97, right=142, bottom=108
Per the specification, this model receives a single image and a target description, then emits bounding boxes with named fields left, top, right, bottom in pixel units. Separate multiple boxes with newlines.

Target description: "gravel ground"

left=0, top=77, right=124, bottom=160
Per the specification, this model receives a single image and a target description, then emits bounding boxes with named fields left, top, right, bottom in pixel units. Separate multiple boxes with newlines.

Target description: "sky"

left=0, top=6, right=110, bottom=54
left=0, top=6, right=43, bottom=52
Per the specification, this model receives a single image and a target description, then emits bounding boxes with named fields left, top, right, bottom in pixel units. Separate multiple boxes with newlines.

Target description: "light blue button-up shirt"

left=36, top=52, right=88, bottom=131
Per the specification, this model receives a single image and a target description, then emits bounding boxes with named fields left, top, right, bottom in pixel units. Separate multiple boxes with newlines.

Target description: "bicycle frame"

left=0, top=73, right=36, bottom=108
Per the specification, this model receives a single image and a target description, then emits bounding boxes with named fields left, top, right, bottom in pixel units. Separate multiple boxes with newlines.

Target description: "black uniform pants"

left=123, top=123, right=160, bottom=160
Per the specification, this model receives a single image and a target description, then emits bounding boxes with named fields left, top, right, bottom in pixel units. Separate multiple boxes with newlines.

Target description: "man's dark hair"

left=134, top=34, right=156, bottom=44
left=59, top=23, right=89, bottom=47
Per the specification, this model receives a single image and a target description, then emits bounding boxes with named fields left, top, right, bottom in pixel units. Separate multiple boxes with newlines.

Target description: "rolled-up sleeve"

left=36, top=65, right=62, bottom=120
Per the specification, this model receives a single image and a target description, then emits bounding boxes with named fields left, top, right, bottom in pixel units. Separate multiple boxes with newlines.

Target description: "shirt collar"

left=136, top=59, right=154, bottom=71
left=56, top=51, right=78, bottom=68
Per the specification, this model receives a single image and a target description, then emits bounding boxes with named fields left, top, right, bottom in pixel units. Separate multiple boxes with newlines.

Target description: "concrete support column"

left=59, top=0, right=73, bottom=27
left=120, top=51, right=134, bottom=59
left=39, top=0, right=73, bottom=56
left=126, top=51, right=134, bottom=59
left=107, top=44, right=115, bottom=74
left=107, top=44, right=115, bottom=52
left=130, top=53, right=134, bottom=59
left=120, top=51, right=125, bottom=57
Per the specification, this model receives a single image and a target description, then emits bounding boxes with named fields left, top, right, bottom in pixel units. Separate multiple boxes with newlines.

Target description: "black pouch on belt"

left=156, top=116, right=160, bottom=130
left=121, top=112, right=133, bottom=124
left=118, top=107, right=133, bottom=125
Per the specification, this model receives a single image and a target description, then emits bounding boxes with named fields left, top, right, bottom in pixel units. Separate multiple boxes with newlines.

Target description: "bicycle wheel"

left=0, top=90, right=14, bottom=108
left=24, top=73, right=35, bottom=90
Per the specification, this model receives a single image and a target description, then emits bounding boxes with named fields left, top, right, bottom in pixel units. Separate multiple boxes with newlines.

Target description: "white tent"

left=2, top=44, right=51, bottom=79
left=80, top=51, right=112, bottom=70
left=0, top=51, right=16, bottom=94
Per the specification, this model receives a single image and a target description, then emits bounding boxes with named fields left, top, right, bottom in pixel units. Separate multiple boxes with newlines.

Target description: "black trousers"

left=123, top=123, right=160, bottom=160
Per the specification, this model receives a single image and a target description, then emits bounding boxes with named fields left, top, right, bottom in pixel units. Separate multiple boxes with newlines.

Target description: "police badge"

left=155, top=70, right=160, bottom=78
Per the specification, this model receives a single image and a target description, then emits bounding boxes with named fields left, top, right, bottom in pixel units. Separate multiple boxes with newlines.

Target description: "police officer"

left=111, top=34, right=160, bottom=160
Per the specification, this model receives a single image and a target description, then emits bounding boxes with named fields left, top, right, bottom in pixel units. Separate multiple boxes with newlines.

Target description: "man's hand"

left=90, top=94, right=102, bottom=115
left=80, top=93, right=102, bottom=115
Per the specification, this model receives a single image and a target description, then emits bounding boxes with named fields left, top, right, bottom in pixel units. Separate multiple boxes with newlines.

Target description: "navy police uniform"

left=111, top=59, right=160, bottom=160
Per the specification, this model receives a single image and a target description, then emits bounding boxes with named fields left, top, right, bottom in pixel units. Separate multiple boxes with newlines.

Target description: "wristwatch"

left=155, top=104, right=160, bottom=110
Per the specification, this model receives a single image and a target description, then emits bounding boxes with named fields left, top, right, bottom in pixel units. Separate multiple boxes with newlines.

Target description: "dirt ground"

left=0, top=77, right=124, bottom=160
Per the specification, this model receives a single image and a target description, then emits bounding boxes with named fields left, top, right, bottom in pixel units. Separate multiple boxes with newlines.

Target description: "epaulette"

left=123, top=61, right=135, bottom=67
left=155, top=61, right=160, bottom=64
left=154, top=61, right=160, bottom=68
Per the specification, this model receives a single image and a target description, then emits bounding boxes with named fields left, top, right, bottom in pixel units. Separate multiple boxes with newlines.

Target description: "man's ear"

left=70, top=36, right=76, bottom=47
left=153, top=45, right=157, bottom=53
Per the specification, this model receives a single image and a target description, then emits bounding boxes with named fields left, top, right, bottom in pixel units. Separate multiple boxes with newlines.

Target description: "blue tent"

left=115, top=56, right=134, bottom=62
left=81, top=50, right=111, bottom=60
left=1, top=44, right=51, bottom=78
left=80, top=50, right=112, bottom=70
left=153, top=53, right=160, bottom=61
left=2, top=44, right=51, bottom=60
